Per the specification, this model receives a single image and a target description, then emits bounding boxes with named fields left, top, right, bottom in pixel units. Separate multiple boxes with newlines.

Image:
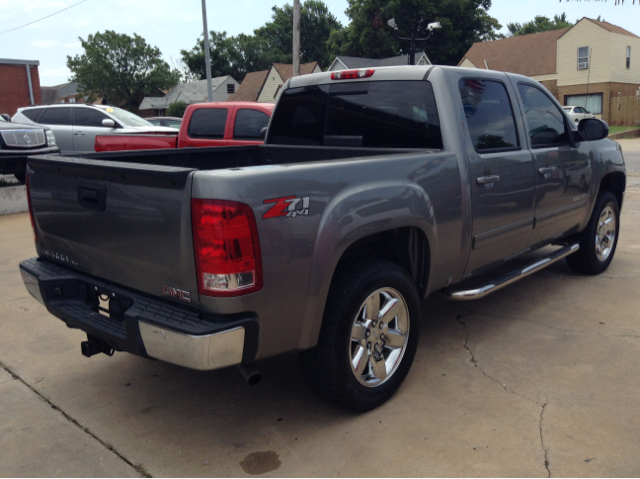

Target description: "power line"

left=0, top=0, right=90, bottom=35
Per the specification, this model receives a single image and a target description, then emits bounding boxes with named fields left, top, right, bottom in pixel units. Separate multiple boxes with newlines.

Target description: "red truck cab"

left=95, top=102, right=275, bottom=152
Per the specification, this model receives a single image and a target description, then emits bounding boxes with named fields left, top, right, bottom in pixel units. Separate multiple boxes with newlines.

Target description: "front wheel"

left=300, top=260, right=420, bottom=411
left=567, top=191, right=620, bottom=274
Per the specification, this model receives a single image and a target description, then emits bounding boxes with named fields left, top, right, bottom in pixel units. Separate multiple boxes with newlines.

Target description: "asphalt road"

left=1, top=141, right=639, bottom=477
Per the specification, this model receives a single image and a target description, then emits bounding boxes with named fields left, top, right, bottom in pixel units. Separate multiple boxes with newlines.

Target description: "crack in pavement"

left=0, top=361, right=151, bottom=478
left=454, top=312, right=552, bottom=478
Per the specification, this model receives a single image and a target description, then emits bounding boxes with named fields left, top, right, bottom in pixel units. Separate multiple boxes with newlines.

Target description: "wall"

left=609, top=31, right=640, bottom=84
left=557, top=81, right=640, bottom=124
left=257, top=67, right=284, bottom=103
left=0, top=64, right=42, bottom=116
left=557, top=20, right=611, bottom=87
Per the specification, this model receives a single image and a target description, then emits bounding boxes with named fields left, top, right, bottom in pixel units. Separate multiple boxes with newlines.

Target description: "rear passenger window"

left=74, top=108, right=110, bottom=127
left=517, top=83, right=568, bottom=148
left=233, top=109, right=270, bottom=139
left=188, top=108, right=228, bottom=138
left=459, top=79, right=519, bottom=152
left=22, top=108, right=45, bottom=122
left=39, top=107, right=72, bottom=126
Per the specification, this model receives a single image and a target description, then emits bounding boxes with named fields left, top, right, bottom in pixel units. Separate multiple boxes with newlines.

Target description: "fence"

left=609, top=95, right=640, bottom=126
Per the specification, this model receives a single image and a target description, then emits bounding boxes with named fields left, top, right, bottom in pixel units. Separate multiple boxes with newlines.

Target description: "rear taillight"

left=331, top=69, right=374, bottom=80
left=192, top=199, right=262, bottom=297
left=26, top=172, right=37, bottom=242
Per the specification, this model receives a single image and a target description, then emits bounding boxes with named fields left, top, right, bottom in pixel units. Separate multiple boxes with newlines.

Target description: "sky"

left=2, top=0, right=640, bottom=87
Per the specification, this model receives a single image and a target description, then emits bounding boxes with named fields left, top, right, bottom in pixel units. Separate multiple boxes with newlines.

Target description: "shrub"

left=167, top=100, right=188, bottom=118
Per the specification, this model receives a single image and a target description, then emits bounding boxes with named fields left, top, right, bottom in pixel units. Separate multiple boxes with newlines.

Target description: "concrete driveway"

left=1, top=141, right=639, bottom=477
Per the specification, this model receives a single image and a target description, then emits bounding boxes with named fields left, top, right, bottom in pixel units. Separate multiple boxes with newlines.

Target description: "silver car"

left=12, top=104, right=176, bottom=154
left=563, top=105, right=596, bottom=124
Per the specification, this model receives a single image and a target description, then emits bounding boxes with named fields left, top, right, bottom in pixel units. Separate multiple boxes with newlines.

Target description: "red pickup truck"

left=94, top=102, right=274, bottom=152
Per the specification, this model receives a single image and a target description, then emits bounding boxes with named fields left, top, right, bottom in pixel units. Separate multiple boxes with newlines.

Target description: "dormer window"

left=578, top=46, right=590, bottom=70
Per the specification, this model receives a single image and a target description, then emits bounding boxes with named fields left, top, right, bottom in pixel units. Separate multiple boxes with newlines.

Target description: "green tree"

left=181, top=0, right=342, bottom=82
left=67, top=31, right=180, bottom=112
left=328, top=0, right=502, bottom=66
left=167, top=100, right=188, bottom=118
left=507, top=13, right=573, bottom=37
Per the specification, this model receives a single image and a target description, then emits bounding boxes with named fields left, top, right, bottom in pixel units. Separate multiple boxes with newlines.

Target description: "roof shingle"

left=227, top=70, right=269, bottom=102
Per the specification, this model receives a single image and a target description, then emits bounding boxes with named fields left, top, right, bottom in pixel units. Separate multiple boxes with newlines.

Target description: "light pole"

left=293, top=0, right=300, bottom=77
left=387, top=18, right=441, bottom=65
left=201, top=0, right=213, bottom=101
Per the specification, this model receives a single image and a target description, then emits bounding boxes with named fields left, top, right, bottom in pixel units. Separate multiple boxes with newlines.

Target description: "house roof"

left=585, top=18, right=640, bottom=39
left=139, top=76, right=236, bottom=110
left=227, top=70, right=269, bottom=102
left=272, top=62, right=319, bottom=82
left=40, top=81, right=80, bottom=104
left=331, top=53, right=431, bottom=70
left=458, top=28, right=568, bottom=76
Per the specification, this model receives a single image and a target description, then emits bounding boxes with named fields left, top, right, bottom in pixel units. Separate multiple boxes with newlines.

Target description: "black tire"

left=14, top=171, right=26, bottom=184
left=567, top=191, right=620, bottom=275
left=299, top=259, right=420, bottom=411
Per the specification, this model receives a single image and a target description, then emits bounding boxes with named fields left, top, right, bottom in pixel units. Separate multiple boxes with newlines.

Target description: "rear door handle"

left=476, top=175, right=500, bottom=185
left=74, top=132, right=85, bottom=136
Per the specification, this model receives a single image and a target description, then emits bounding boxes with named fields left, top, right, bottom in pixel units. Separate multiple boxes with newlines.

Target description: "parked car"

left=12, top=104, right=176, bottom=154
left=20, top=66, right=624, bottom=411
left=145, top=116, right=182, bottom=129
left=563, top=105, right=596, bottom=123
left=0, top=115, right=58, bottom=183
left=94, top=102, right=274, bottom=152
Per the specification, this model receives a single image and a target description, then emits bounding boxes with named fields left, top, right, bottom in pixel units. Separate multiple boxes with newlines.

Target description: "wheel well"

left=336, top=227, right=430, bottom=297
left=599, top=172, right=625, bottom=208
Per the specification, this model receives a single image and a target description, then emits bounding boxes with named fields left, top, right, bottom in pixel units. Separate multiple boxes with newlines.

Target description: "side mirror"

left=260, top=127, right=268, bottom=140
left=102, top=119, right=116, bottom=128
left=578, top=118, right=608, bottom=141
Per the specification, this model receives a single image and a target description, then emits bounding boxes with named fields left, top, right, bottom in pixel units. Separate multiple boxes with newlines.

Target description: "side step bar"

left=441, top=243, right=580, bottom=301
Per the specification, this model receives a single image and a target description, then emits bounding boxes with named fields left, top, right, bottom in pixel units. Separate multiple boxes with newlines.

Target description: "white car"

left=563, top=106, right=596, bottom=124
left=12, top=104, right=176, bottom=154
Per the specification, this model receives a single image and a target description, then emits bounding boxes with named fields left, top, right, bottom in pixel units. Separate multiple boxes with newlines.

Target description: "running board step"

left=441, top=243, right=580, bottom=301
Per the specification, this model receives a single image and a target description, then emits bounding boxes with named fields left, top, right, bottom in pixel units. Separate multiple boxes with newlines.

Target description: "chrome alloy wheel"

left=350, top=288, right=410, bottom=387
left=595, top=205, right=617, bottom=262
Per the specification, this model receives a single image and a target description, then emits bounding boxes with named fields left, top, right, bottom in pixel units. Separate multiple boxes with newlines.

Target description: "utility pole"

left=293, top=0, right=300, bottom=76
left=201, top=0, right=213, bottom=101
left=387, top=18, right=441, bottom=65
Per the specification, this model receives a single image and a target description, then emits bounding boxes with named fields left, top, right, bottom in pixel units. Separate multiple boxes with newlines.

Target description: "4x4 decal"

left=263, top=196, right=310, bottom=219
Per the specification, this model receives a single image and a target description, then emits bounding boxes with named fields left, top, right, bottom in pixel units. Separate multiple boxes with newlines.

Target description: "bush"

left=167, top=100, right=188, bottom=118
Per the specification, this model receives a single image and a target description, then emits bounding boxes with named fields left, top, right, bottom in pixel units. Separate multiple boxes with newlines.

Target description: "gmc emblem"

left=163, top=285, right=191, bottom=303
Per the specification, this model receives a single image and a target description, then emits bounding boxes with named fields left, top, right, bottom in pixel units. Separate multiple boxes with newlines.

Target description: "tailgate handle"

left=78, top=185, right=106, bottom=212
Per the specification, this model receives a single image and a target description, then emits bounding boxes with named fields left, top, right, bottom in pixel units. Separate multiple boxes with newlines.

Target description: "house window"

left=627, top=46, right=631, bottom=69
left=69, top=97, right=76, bottom=103
left=565, top=93, right=603, bottom=115
left=578, top=46, right=590, bottom=70
left=227, top=83, right=235, bottom=94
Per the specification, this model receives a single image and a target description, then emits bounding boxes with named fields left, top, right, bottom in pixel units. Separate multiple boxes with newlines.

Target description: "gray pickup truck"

left=19, top=66, right=625, bottom=411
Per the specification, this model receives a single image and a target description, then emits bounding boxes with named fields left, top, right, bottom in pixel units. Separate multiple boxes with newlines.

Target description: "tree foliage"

left=507, top=13, right=573, bottom=37
left=67, top=31, right=180, bottom=112
left=327, top=0, right=503, bottom=66
left=181, top=0, right=342, bottom=82
left=167, top=100, right=188, bottom=118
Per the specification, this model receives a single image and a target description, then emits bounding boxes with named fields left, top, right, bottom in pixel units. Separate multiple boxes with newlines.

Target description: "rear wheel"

left=567, top=191, right=620, bottom=274
left=300, top=260, right=420, bottom=411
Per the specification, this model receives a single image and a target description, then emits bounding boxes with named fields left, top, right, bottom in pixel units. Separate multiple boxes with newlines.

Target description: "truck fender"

left=298, top=181, right=437, bottom=350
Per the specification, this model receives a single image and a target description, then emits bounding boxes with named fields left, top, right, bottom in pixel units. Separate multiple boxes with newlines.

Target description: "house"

left=40, top=81, right=87, bottom=104
left=139, top=76, right=239, bottom=117
left=327, top=52, right=431, bottom=71
left=458, top=18, right=640, bottom=125
left=228, top=62, right=321, bottom=103
left=0, top=58, right=42, bottom=116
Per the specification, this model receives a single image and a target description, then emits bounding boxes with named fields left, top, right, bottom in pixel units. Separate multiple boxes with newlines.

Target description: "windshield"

left=0, top=116, right=6, bottom=122
left=102, top=107, right=153, bottom=127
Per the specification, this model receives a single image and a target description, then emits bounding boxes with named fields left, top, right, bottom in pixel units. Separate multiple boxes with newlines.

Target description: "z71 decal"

left=263, top=196, right=310, bottom=219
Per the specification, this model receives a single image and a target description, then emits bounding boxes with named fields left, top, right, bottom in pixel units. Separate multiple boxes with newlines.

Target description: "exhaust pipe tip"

left=238, top=363, right=261, bottom=386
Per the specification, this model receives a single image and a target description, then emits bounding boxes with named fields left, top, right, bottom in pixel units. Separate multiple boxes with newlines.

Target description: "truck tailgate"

left=94, top=134, right=178, bottom=152
left=27, top=155, right=201, bottom=306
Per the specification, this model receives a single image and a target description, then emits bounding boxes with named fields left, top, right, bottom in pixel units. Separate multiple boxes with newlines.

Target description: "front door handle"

left=74, top=132, right=85, bottom=136
left=538, top=167, right=556, bottom=178
left=477, top=175, right=500, bottom=185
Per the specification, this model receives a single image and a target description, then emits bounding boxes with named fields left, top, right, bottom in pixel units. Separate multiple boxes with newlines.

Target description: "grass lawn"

left=609, top=126, right=640, bottom=136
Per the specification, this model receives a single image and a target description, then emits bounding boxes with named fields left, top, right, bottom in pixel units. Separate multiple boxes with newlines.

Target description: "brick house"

left=458, top=18, right=640, bottom=126
left=0, top=58, right=42, bottom=116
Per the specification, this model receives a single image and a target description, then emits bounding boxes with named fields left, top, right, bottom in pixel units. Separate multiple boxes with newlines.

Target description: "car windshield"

left=0, top=116, right=6, bottom=122
left=101, top=107, right=153, bottom=127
